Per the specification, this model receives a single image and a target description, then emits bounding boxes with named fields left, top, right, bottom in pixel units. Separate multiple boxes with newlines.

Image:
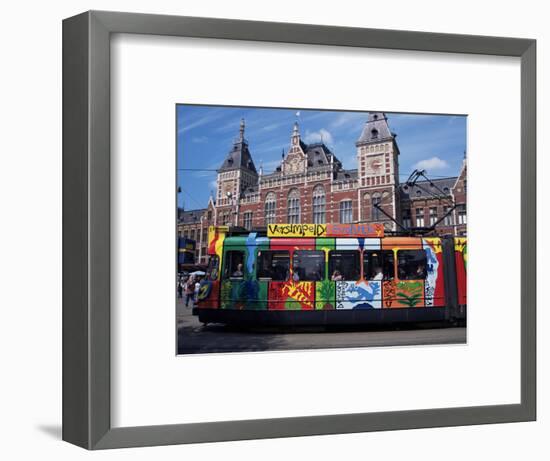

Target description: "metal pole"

left=234, top=195, right=239, bottom=226
left=199, top=215, right=204, bottom=263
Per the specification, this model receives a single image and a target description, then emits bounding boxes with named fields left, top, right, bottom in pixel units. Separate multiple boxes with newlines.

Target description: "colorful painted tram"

left=193, top=224, right=467, bottom=326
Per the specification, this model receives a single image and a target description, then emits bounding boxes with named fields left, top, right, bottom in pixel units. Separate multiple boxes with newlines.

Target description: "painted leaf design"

left=396, top=292, right=422, bottom=307
left=283, top=282, right=313, bottom=309
left=220, top=280, right=232, bottom=309
left=316, top=280, right=335, bottom=310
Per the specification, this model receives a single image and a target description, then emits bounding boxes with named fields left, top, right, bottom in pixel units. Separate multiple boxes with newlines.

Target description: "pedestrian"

left=194, top=277, right=201, bottom=303
left=185, top=276, right=195, bottom=308
left=177, top=277, right=183, bottom=298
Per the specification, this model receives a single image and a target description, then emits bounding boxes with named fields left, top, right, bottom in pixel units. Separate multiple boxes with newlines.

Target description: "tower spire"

left=239, top=118, right=245, bottom=142
left=356, top=112, right=393, bottom=146
left=290, top=121, right=302, bottom=148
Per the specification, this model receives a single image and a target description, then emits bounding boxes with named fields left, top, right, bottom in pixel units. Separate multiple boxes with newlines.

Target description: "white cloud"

left=209, top=179, right=217, bottom=191
left=304, top=128, right=333, bottom=145
left=260, top=121, right=287, bottom=132
left=414, top=156, right=449, bottom=171
left=178, top=111, right=226, bottom=134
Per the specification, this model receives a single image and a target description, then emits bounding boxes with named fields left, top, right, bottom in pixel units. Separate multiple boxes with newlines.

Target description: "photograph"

left=176, top=105, right=468, bottom=354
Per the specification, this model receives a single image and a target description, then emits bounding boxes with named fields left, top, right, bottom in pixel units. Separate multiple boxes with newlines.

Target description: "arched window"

left=312, top=184, right=325, bottom=224
left=287, top=189, right=301, bottom=224
left=264, top=192, right=276, bottom=225
left=372, top=193, right=381, bottom=221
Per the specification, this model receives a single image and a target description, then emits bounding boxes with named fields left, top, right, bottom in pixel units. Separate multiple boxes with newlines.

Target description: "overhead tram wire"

left=177, top=185, right=208, bottom=210
left=177, top=168, right=456, bottom=179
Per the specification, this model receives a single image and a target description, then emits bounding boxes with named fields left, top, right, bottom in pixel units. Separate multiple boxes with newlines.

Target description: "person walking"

left=194, top=277, right=201, bottom=303
left=177, top=277, right=183, bottom=299
left=185, top=276, right=195, bottom=308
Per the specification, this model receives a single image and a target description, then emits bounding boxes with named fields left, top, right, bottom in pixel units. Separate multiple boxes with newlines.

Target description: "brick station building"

left=178, top=113, right=467, bottom=264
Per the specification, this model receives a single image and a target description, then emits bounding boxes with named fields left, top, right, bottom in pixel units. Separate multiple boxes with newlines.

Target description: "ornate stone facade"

left=178, top=113, right=467, bottom=264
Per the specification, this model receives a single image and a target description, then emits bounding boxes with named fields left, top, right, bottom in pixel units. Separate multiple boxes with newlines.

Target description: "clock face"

left=222, top=182, right=233, bottom=196
left=369, top=159, right=383, bottom=171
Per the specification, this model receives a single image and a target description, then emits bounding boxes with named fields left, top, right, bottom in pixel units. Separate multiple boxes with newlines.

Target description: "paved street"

left=177, top=298, right=466, bottom=354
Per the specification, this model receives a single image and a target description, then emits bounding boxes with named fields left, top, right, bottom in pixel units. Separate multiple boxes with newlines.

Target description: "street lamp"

left=198, top=214, right=206, bottom=263
left=177, top=186, right=184, bottom=221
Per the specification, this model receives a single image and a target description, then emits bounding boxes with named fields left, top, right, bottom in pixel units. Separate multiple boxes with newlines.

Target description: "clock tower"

left=216, top=119, right=258, bottom=224
left=356, top=112, right=400, bottom=229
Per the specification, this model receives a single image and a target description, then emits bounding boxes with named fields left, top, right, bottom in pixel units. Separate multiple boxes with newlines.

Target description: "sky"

left=177, top=105, right=466, bottom=210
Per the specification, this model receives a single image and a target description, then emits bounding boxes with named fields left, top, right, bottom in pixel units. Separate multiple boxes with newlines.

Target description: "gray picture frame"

left=62, top=10, right=536, bottom=449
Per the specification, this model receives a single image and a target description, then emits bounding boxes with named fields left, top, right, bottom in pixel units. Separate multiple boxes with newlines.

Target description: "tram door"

left=220, top=236, right=272, bottom=310
left=220, top=248, right=246, bottom=309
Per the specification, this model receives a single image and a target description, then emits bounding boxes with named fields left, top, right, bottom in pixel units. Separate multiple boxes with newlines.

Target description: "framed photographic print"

left=176, top=105, right=468, bottom=354
left=63, top=10, right=536, bottom=449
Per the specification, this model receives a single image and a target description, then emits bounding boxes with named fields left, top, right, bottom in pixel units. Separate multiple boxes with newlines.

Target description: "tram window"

left=223, top=251, right=245, bottom=279
left=397, top=250, right=427, bottom=280
left=363, top=250, right=395, bottom=280
left=207, top=255, right=219, bottom=280
left=292, top=250, right=325, bottom=281
left=328, top=251, right=360, bottom=281
left=257, top=250, right=290, bottom=281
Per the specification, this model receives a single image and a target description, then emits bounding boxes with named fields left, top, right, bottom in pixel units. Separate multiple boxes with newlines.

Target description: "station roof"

left=400, top=177, right=457, bottom=200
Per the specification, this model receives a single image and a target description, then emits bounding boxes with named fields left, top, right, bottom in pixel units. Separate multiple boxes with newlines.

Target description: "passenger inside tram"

left=372, top=266, right=384, bottom=280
